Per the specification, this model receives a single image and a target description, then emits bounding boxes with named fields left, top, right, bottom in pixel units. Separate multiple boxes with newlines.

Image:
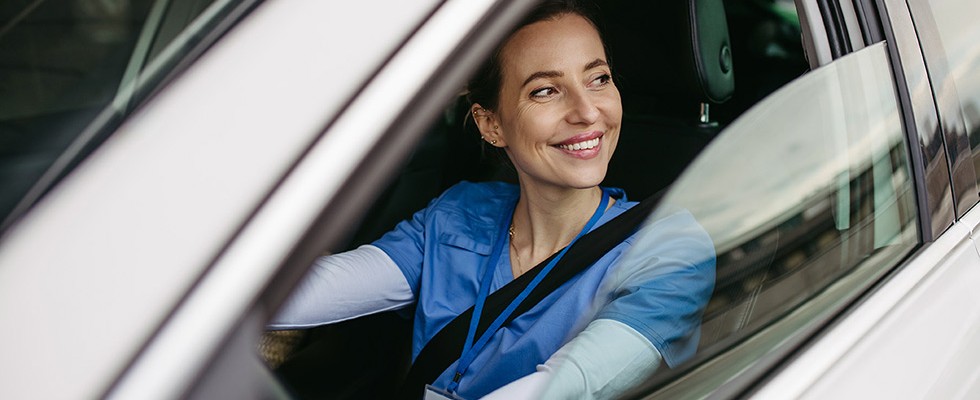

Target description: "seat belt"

left=396, top=190, right=663, bottom=398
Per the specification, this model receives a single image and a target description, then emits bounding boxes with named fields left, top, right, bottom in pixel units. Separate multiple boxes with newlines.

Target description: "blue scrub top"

left=373, top=181, right=715, bottom=398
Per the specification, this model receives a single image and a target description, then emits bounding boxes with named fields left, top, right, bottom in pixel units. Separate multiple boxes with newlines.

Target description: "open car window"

left=255, top=0, right=825, bottom=398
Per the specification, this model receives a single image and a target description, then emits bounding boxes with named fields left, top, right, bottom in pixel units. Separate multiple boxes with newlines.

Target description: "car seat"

left=600, top=0, right=736, bottom=199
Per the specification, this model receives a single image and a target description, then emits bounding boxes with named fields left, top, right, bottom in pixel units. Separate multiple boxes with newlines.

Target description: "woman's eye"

left=530, top=87, right=557, bottom=98
left=592, top=74, right=612, bottom=86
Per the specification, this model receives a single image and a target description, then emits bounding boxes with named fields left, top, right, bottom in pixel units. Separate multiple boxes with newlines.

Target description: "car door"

left=174, top=0, right=980, bottom=398
left=5, top=0, right=977, bottom=399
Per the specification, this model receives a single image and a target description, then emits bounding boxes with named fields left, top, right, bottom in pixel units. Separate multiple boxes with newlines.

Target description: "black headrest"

left=600, top=0, right=735, bottom=108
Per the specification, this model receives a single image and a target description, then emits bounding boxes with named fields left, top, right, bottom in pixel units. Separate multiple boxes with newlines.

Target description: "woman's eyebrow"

left=522, top=70, right=562, bottom=87
left=520, top=59, right=608, bottom=87
left=584, top=58, right=608, bottom=71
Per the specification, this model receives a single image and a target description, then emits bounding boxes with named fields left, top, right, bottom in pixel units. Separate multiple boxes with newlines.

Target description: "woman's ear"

left=471, top=104, right=505, bottom=147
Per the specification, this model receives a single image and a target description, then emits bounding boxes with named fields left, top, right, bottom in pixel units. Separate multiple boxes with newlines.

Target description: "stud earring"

left=490, top=139, right=498, bottom=145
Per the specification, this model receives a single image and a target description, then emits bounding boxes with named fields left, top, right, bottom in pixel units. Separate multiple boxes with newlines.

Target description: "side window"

left=624, top=43, right=918, bottom=397
left=917, top=0, right=980, bottom=194
left=0, top=0, right=221, bottom=230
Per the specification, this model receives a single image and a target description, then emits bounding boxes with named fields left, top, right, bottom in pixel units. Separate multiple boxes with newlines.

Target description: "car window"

left=0, top=0, right=228, bottom=231
left=911, top=0, right=980, bottom=198
left=620, top=42, right=918, bottom=398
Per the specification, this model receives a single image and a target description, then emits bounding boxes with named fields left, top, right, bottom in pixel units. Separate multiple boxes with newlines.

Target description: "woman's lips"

left=553, top=131, right=603, bottom=159
left=555, top=130, right=603, bottom=146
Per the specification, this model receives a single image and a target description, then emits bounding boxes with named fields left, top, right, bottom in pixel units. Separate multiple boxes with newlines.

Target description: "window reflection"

left=0, top=0, right=218, bottom=230
left=923, top=0, right=980, bottom=192
left=624, top=44, right=918, bottom=394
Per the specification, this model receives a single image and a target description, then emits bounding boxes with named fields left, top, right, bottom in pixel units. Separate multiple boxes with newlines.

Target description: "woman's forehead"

left=500, top=14, right=607, bottom=82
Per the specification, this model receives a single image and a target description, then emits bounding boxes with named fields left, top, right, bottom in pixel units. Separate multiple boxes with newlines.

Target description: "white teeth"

left=558, top=137, right=600, bottom=151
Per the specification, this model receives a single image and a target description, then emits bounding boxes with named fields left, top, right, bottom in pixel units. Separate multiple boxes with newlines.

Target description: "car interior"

left=263, top=0, right=811, bottom=398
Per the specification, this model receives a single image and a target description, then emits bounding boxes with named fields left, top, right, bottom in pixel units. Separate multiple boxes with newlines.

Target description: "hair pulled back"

left=465, top=0, right=605, bottom=112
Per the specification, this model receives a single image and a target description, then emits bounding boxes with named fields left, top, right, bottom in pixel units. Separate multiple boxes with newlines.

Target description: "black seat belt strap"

left=396, top=191, right=662, bottom=398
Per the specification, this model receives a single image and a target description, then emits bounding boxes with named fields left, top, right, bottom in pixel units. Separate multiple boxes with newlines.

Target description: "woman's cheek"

left=509, top=104, right=543, bottom=140
left=514, top=99, right=547, bottom=120
left=600, top=90, right=622, bottom=110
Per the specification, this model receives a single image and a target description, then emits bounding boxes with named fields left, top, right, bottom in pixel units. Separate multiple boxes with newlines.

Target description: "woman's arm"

left=267, top=245, right=414, bottom=329
left=484, top=208, right=715, bottom=399
left=481, top=319, right=662, bottom=400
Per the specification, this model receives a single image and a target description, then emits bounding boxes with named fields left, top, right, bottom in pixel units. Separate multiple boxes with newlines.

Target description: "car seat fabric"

left=600, top=0, right=736, bottom=199
left=602, top=0, right=734, bottom=109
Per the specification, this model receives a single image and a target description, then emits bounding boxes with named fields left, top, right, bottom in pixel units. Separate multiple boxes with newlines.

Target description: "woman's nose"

left=565, top=89, right=600, bottom=125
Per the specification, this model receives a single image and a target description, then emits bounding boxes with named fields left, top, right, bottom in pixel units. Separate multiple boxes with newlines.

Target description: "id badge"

left=423, top=384, right=467, bottom=400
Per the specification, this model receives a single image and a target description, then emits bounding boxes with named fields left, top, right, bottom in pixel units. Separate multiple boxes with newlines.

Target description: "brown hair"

left=465, top=0, right=606, bottom=112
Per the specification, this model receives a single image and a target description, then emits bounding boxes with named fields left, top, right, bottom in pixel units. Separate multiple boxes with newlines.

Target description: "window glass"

left=0, top=0, right=223, bottom=230
left=622, top=43, right=918, bottom=397
left=924, top=0, right=980, bottom=191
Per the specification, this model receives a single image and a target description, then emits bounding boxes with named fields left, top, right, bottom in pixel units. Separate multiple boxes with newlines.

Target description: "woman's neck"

left=509, top=183, right=612, bottom=277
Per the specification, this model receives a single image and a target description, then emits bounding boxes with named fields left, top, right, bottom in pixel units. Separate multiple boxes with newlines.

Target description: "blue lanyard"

left=446, top=190, right=610, bottom=394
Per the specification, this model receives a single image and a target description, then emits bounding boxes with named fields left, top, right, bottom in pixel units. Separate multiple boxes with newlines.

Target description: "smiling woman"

left=470, top=11, right=623, bottom=279
left=267, top=1, right=715, bottom=399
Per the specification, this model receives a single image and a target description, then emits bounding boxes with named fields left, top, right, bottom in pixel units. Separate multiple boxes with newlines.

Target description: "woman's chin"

left=562, top=171, right=608, bottom=190
left=515, top=161, right=610, bottom=192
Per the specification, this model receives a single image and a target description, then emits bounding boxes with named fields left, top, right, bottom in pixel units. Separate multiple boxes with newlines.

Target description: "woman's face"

left=482, top=13, right=622, bottom=192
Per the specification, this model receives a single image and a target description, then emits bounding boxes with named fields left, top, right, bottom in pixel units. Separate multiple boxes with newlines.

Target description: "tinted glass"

left=0, top=0, right=220, bottom=230
left=623, top=43, right=918, bottom=398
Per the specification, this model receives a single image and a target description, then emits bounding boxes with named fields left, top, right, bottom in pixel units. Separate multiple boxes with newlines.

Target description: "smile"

left=556, top=137, right=600, bottom=151
left=552, top=131, right=604, bottom=159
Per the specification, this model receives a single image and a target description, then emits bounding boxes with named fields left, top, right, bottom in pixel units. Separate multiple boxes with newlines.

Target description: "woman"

left=270, top=1, right=715, bottom=398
